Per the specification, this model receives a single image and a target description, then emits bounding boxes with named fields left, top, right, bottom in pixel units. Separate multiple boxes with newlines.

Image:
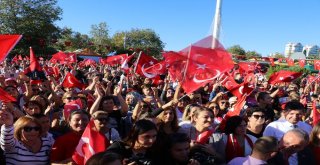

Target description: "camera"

left=127, top=156, right=152, bottom=165
left=189, top=146, right=215, bottom=165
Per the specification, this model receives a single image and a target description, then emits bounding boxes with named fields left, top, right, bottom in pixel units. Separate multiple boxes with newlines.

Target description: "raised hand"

left=0, top=109, right=14, bottom=126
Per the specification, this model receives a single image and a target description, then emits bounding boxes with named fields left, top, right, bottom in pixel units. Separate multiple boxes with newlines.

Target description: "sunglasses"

left=23, top=126, right=41, bottom=132
left=66, top=97, right=77, bottom=100
left=210, top=106, right=219, bottom=109
left=252, top=114, right=265, bottom=120
left=94, top=117, right=108, bottom=123
left=220, top=102, right=227, bottom=104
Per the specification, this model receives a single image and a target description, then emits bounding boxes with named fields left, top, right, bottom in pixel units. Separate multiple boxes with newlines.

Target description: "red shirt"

left=50, top=131, right=82, bottom=162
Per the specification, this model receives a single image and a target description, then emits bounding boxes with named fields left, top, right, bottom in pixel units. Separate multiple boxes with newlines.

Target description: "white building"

left=303, top=45, right=319, bottom=57
left=285, top=43, right=303, bottom=57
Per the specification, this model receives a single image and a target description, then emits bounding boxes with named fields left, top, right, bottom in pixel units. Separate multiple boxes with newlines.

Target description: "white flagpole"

left=212, top=0, right=222, bottom=49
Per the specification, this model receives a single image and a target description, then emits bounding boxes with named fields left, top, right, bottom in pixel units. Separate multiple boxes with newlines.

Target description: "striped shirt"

left=0, top=125, right=53, bottom=165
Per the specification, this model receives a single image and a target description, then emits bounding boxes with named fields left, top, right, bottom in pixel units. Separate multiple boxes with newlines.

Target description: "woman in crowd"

left=212, top=116, right=257, bottom=163
left=92, top=111, right=121, bottom=143
left=107, top=119, right=158, bottom=165
left=0, top=110, right=53, bottom=165
left=157, top=107, right=180, bottom=135
left=309, top=122, right=320, bottom=163
left=205, top=101, right=222, bottom=126
left=50, top=110, right=90, bottom=164
left=24, top=100, right=44, bottom=116
left=245, top=107, right=266, bottom=138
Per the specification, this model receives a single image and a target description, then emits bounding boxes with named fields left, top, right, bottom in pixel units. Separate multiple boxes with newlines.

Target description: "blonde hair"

left=181, top=104, right=200, bottom=121
left=14, top=116, right=42, bottom=141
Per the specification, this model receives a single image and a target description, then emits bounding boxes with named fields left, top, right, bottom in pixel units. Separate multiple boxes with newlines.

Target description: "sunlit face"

left=281, top=132, right=306, bottom=155
left=126, top=95, right=135, bottom=105
left=218, top=100, right=228, bottom=110
left=235, top=121, right=247, bottom=136
left=285, top=110, right=303, bottom=124
left=93, top=114, right=109, bottom=133
left=21, top=122, right=41, bottom=141
left=69, top=114, right=89, bottom=133
left=249, top=112, right=265, bottom=126
left=143, top=88, right=152, bottom=96
left=208, top=103, right=220, bottom=117
left=166, top=89, right=174, bottom=98
left=194, top=110, right=214, bottom=130
left=170, top=142, right=190, bottom=163
left=136, top=129, right=157, bottom=148
left=162, top=109, right=175, bottom=123
left=25, top=103, right=41, bottom=116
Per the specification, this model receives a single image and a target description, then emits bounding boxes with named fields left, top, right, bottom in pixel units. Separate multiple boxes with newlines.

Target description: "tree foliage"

left=227, top=45, right=246, bottom=56
left=0, top=0, right=62, bottom=56
left=246, top=50, right=262, bottom=59
left=112, top=28, right=165, bottom=59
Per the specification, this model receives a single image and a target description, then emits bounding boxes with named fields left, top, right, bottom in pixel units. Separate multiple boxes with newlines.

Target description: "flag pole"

left=133, top=51, right=142, bottom=73
left=212, top=0, right=222, bottom=49
left=182, top=45, right=192, bottom=83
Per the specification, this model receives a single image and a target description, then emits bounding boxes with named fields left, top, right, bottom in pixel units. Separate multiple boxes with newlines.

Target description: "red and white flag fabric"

left=0, top=35, right=22, bottom=62
left=144, top=60, right=167, bottom=75
left=163, top=51, right=188, bottom=82
left=287, top=58, right=294, bottom=67
left=220, top=72, right=239, bottom=91
left=62, top=72, right=85, bottom=89
left=72, top=120, right=108, bottom=165
left=50, top=51, right=68, bottom=64
left=298, top=59, right=306, bottom=68
left=314, top=60, right=320, bottom=70
left=269, top=58, right=275, bottom=66
left=229, top=82, right=254, bottom=99
left=100, top=54, right=127, bottom=65
left=63, top=98, right=83, bottom=120
left=312, top=101, right=320, bottom=126
left=268, top=70, right=302, bottom=85
left=23, top=47, right=47, bottom=83
left=238, top=62, right=257, bottom=74
left=121, top=54, right=135, bottom=73
left=134, top=52, right=159, bottom=78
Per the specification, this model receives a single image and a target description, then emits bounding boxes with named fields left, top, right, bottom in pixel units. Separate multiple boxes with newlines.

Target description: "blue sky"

left=56, top=0, right=320, bottom=56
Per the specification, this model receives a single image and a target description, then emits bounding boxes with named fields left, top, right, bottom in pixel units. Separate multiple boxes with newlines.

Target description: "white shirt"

left=228, top=155, right=267, bottom=165
left=263, top=120, right=312, bottom=141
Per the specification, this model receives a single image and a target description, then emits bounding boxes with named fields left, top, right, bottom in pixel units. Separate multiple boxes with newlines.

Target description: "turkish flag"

left=134, top=52, right=159, bottom=78
left=299, top=59, right=306, bottom=68
left=64, top=98, right=83, bottom=120
left=43, top=66, right=55, bottom=76
left=24, top=47, right=46, bottom=81
left=83, top=59, right=96, bottom=67
left=238, top=62, right=257, bottom=73
left=50, top=51, right=68, bottom=64
left=220, top=72, right=239, bottom=91
left=62, top=72, right=85, bottom=89
left=268, top=70, right=302, bottom=84
left=229, top=82, right=254, bottom=98
left=314, top=60, right=320, bottom=70
left=100, top=54, right=127, bottom=65
left=287, top=58, right=294, bottom=66
left=0, top=35, right=22, bottom=62
left=65, top=53, right=77, bottom=63
left=144, top=60, right=167, bottom=75
left=12, top=55, right=18, bottom=64
left=163, top=51, right=188, bottom=82
left=269, top=58, right=275, bottom=66
left=72, top=120, right=108, bottom=165
left=121, top=54, right=135, bottom=73
left=0, top=87, right=17, bottom=103
left=196, top=129, right=215, bottom=144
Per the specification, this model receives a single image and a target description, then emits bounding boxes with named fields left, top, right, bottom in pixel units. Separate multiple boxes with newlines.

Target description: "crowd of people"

left=0, top=57, right=319, bottom=165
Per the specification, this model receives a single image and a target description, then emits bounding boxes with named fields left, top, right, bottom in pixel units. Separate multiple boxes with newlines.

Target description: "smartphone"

left=279, top=97, right=289, bottom=104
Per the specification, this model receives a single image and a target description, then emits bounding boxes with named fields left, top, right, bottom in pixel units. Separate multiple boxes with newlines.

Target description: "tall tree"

left=0, top=0, right=62, bottom=56
left=112, top=28, right=165, bottom=59
left=246, top=50, right=262, bottom=59
left=90, top=22, right=111, bottom=55
left=227, top=45, right=246, bottom=55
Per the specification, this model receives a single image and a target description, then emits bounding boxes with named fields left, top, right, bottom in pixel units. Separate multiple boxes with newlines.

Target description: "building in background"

left=285, top=43, right=303, bottom=57
left=303, top=45, right=319, bottom=57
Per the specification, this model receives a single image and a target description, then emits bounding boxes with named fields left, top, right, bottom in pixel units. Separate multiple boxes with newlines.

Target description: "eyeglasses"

left=23, top=126, right=41, bottom=132
left=252, top=114, right=265, bottom=120
left=94, top=117, right=108, bottom=123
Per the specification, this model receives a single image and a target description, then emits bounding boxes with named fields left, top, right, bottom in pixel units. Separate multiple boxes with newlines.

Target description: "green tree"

left=227, top=45, right=246, bottom=55
left=0, top=0, right=62, bottom=56
left=54, top=27, right=90, bottom=52
left=90, top=22, right=112, bottom=55
left=112, top=28, right=165, bottom=59
left=270, top=52, right=285, bottom=58
left=246, top=50, right=262, bottom=59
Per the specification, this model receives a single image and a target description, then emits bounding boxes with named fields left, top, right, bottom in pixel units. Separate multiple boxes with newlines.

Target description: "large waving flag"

left=62, top=72, right=85, bottom=89
left=121, top=54, right=135, bottom=73
left=0, top=35, right=22, bottom=62
left=0, top=88, right=17, bottom=103
left=100, top=54, right=127, bottom=65
left=144, top=60, right=167, bottom=75
left=164, top=36, right=234, bottom=94
left=268, top=70, right=302, bottom=85
left=72, top=120, right=108, bottom=165
left=134, top=52, right=159, bottom=78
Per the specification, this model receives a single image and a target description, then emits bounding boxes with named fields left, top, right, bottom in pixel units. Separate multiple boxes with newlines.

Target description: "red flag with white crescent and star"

left=62, top=72, right=85, bottom=89
left=144, top=60, right=167, bottom=75
left=229, top=82, right=254, bottom=99
left=287, top=58, right=295, bottom=66
left=298, top=59, right=305, bottom=68
left=100, top=54, right=127, bottom=65
left=134, top=52, right=159, bottom=78
left=268, top=70, right=302, bottom=85
left=314, top=60, right=320, bottom=70
left=121, top=54, right=135, bottom=73
left=72, top=120, right=108, bottom=165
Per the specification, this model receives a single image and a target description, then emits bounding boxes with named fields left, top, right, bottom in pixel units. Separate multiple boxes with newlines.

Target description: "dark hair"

left=167, top=133, right=190, bottom=149
left=256, top=92, right=269, bottom=102
left=125, top=119, right=157, bottom=148
left=224, top=116, right=244, bottom=135
left=24, top=100, right=44, bottom=115
left=68, top=109, right=90, bottom=122
left=99, top=96, right=116, bottom=110
left=86, top=152, right=121, bottom=165
left=246, top=106, right=265, bottom=117
left=284, top=101, right=305, bottom=112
